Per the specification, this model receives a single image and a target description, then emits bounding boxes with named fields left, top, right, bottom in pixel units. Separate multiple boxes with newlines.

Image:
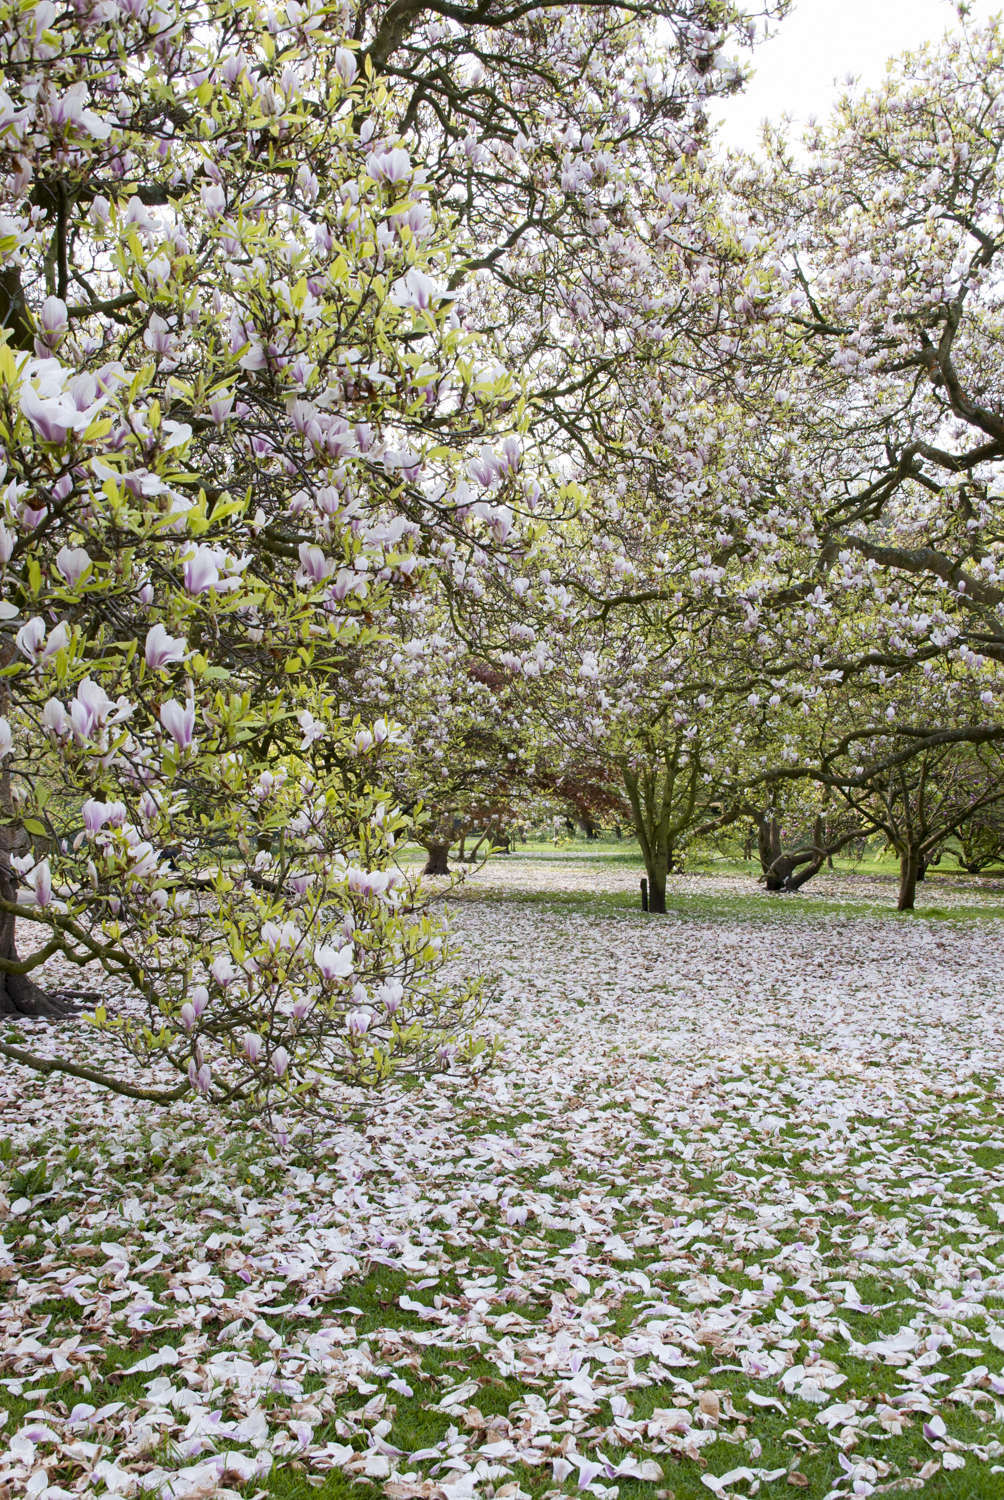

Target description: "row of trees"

left=0, top=0, right=1000, bottom=1120
left=424, top=16, right=1004, bottom=913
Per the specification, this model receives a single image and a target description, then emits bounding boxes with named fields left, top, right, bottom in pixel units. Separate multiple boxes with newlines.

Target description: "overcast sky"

left=714, top=0, right=1002, bottom=149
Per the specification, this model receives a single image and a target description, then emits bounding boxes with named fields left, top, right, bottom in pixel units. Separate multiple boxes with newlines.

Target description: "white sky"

left=714, top=0, right=1002, bottom=149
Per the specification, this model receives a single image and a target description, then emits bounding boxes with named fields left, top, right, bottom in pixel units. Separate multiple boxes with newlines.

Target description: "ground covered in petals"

left=3, top=856, right=1004, bottom=1500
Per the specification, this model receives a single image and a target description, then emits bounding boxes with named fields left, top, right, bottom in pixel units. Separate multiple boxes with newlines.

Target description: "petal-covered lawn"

left=3, top=861, right=1004, bottom=1500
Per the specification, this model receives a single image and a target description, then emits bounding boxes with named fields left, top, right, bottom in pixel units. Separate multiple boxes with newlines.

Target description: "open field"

left=3, top=855, right=1004, bottom=1500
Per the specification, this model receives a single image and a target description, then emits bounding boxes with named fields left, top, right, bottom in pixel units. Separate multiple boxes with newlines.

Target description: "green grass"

left=453, top=879, right=1004, bottom=924
left=3, top=863, right=1004, bottom=1499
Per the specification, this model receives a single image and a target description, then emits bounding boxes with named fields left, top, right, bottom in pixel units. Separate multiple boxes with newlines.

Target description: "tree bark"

left=766, top=851, right=826, bottom=892
left=0, top=723, right=74, bottom=1018
left=0, top=266, right=34, bottom=351
left=0, top=871, right=74, bottom=1019
left=0, top=638, right=75, bottom=1019
left=422, top=840, right=450, bottom=876
left=757, top=815, right=783, bottom=877
left=897, top=848, right=920, bottom=911
left=646, top=855, right=668, bottom=914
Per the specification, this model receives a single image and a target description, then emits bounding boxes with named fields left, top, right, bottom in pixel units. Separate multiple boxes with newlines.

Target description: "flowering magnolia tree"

left=727, top=20, right=1004, bottom=711
left=0, top=0, right=521, bottom=1113
left=512, top=18, right=1004, bottom=918
left=358, top=0, right=786, bottom=459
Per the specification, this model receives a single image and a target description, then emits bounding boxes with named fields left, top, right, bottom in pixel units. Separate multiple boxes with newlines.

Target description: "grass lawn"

left=2, top=852, right=1004, bottom=1499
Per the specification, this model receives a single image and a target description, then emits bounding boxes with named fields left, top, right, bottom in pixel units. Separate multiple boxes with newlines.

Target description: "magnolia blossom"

left=124, top=837, right=159, bottom=880
left=55, top=545, right=91, bottom=585
left=142, top=314, right=175, bottom=357
left=188, top=1061, right=212, bottom=1095
left=297, top=710, right=324, bottom=749
left=160, top=698, right=196, bottom=750
left=314, top=942, right=354, bottom=982
left=366, top=147, right=411, bottom=185
left=82, top=798, right=126, bottom=834
left=50, top=81, right=112, bottom=140
left=182, top=546, right=221, bottom=595
left=69, top=678, right=126, bottom=741
left=19, top=359, right=102, bottom=444
left=346, top=1008, right=372, bottom=1037
left=207, top=389, right=235, bottom=426
left=201, top=182, right=226, bottom=217
left=27, top=860, right=52, bottom=908
left=346, top=866, right=392, bottom=898
left=182, top=544, right=241, bottom=595
left=488, top=505, right=514, bottom=545
left=296, top=542, right=333, bottom=585
left=243, top=1033, right=263, bottom=1064
left=377, top=977, right=404, bottom=1014
left=390, top=268, right=445, bottom=312
left=42, top=698, right=69, bottom=738
left=261, top=919, right=300, bottom=950
left=272, top=1045, right=290, bottom=1079
left=16, top=617, right=68, bottom=664
left=211, top=955, right=239, bottom=988
left=0, top=719, right=10, bottom=760
left=144, top=623, right=187, bottom=669
left=334, top=46, right=357, bottom=83
left=36, top=295, right=68, bottom=350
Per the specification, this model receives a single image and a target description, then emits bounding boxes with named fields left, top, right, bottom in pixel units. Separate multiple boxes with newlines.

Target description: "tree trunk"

left=422, top=840, right=450, bottom=876
left=897, top=848, right=920, bottom=911
left=646, top=854, right=668, bottom=914
left=757, top=815, right=782, bottom=877
left=0, top=649, right=73, bottom=1018
left=0, top=266, right=34, bottom=351
left=766, top=851, right=826, bottom=892
left=0, top=866, right=73, bottom=1018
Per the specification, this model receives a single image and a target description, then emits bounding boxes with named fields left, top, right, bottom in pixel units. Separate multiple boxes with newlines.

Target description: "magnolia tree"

left=801, top=690, right=1004, bottom=910
left=500, top=504, right=737, bottom=911
left=0, top=0, right=527, bottom=1114
left=358, top=0, right=786, bottom=463
left=346, top=585, right=544, bottom=875
left=724, top=20, right=1004, bottom=725
left=528, top=20, right=1004, bottom=904
left=955, top=786, right=1004, bottom=873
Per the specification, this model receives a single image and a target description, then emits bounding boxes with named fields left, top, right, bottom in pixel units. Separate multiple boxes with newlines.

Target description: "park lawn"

left=2, top=858, right=1004, bottom=1500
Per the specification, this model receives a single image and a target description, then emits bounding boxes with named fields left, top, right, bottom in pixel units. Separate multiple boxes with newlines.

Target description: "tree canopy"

left=1, top=0, right=1002, bottom=1122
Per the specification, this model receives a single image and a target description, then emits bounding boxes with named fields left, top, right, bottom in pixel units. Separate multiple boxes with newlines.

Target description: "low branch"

left=0, top=1039, right=191, bottom=1102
